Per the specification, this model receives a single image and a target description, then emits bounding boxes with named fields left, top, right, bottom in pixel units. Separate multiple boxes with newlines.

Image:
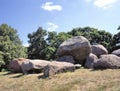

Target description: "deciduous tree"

left=0, top=24, right=27, bottom=71
left=28, top=27, right=47, bottom=59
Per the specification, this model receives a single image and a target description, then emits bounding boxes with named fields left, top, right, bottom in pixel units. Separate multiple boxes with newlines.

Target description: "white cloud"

left=23, top=43, right=29, bottom=47
left=41, top=2, right=62, bottom=11
left=47, top=22, right=59, bottom=31
left=93, top=0, right=118, bottom=9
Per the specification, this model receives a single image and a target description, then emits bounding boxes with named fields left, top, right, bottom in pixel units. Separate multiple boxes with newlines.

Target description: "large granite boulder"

left=56, top=36, right=91, bottom=65
left=85, top=53, right=98, bottom=68
left=92, top=44, right=108, bottom=57
left=8, top=58, right=28, bottom=73
left=57, top=55, right=75, bottom=64
left=94, top=54, right=120, bottom=69
left=43, top=61, right=75, bottom=77
left=21, top=59, right=51, bottom=74
left=112, top=49, right=120, bottom=57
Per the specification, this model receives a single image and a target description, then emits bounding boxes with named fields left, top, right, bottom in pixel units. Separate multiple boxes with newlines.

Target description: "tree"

left=68, top=27, right=112, bottom=52
left=117, top=26, right=120, bottom=30
left=0, top=24, right=27, bottom=71
left=27, top=26, right=114, bottom=60
left=56, top=32, right=72, bottom=47
left=111, top=26, right=120, bottom=51
left=46, top=32, right=72, bottom=60
left=27, top=28, right=72, bottom=60
left=112, top=32, right=120, bottom=50
left=28, top=27, right=47, bottom=59
left=68, top=27, right=83, bottom=36
left=45, top=31, right=57, bottom=60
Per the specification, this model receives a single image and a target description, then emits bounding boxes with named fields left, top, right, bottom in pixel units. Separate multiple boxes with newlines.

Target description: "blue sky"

left=0, top=0, right=120, bottom=46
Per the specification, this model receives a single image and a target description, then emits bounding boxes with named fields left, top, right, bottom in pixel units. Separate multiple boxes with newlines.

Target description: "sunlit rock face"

left=94, top=54, right=120, bottom=69
left=56, top=36, right=91, bottom=65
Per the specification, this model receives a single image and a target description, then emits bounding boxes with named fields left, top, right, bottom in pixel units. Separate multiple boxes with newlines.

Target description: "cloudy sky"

left=0, top=0, right=120, bottom=45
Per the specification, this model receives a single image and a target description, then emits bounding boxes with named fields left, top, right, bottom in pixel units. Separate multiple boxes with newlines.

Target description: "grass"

left=0, top=69, right=120, bottom=91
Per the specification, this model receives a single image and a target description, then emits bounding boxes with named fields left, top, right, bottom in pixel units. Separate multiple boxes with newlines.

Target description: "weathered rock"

left=112, top=49, right=120, bottom=57
left=56, top=36, right=91, bottom=65
left=21, top=59, right=51, bottom=74
left=74, top=64, right=82, bottom=69
left=57, top=55, right=75, bottom=64
left=43, top=61, right=75, bottom=77
left=94, top=54, right=120, bottom=69
left=92, top=44, right=108, bottom=57
left=8, top=58, right=28, bottom=73
left=85, top=53, right=98, bottom=68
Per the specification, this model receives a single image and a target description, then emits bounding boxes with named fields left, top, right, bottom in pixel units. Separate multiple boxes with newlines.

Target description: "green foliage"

left=0, top=51, right=4, bottom=67
left=1, top=68, right=8, bottom=72
left=0, top=23, right=118, bottom=70
left=28, top=29, right=72, bottom=60
left=0, top=24, right=27, bottom=71
left=46, top=32, right=72, bottom=60
left=28, top=26, right=114, bottom=60
left=117, top=26, right=120, bottom=30
left=28, top=27, right=47, bottom=59
left=45, top=31, right=57, bottom=60
left=57, top=32, right=72, bottom=45
left=112, top=31, right=120, bottom=50
left=68, top=27, right=112, bottom=52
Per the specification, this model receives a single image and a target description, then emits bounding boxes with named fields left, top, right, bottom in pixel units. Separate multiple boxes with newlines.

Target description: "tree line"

left=0, top=24, right=120, bottom=71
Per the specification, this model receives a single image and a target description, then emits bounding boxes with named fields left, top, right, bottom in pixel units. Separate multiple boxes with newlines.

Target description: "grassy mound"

left=0, top=69, right=120, bottom=91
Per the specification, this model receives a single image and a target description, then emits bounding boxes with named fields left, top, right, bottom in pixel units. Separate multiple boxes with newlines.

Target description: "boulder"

left=57, top=55, right=75, bottom=64
left=43, top=61, right=75, bottom=77
left=8, top=58, right=28, bottom=73
left=112, top=49, right=120, bottom=57
left=92, top=44, right=108, bottom=57
left=94, top=54, right=120, bottom=69
left=56, top=36, right=91, bottom=65
left=21, top=59, right=51, bottom=74
left=85, top=53, right=98, bottom=68
left=74, top=64, right=82, bottom=69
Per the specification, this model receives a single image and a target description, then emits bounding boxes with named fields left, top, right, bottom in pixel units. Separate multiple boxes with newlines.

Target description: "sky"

left=0, top=0, right=120, bottom=46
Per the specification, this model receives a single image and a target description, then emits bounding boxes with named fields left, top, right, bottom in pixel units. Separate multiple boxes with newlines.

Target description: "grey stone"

left=85, top=53, right=98, bottom=68
left=112, top=49, right=120, bottom=57
left=74, top=64, right=82, bottom=69
left=94, top=54, right=120, bottom=69
left=43, top=61, right=75, bottom=77
left=21, top=59, right=51, bottom=74
left=92, top=44, right=108, bottom=57
left=57, top=55, right=75, bottom=64
left=8, top=58, right=28, bottom=73
left=56, top=36, right=91, bottom=65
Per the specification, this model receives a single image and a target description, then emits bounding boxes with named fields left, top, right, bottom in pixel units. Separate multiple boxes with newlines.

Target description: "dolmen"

left=9, top=58, right=79, bottom=76
left=43, top=61, right=75, bottom=77
left=8, top=36, right=120, bottom=77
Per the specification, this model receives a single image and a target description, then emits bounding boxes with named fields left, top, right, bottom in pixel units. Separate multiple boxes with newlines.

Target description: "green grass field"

left=0, top=69, right=120, bottom=91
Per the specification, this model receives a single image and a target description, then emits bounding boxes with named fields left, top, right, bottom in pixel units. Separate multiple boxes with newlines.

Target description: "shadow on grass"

left=12, top=74, right=24, bottom=78
left=1, top=72, right=13, bottom=76
left=37, top=75, right=48, bottom=79
left=0, top=72, right=24, bottom=78
left=90, top=68, right=107, bottom=72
